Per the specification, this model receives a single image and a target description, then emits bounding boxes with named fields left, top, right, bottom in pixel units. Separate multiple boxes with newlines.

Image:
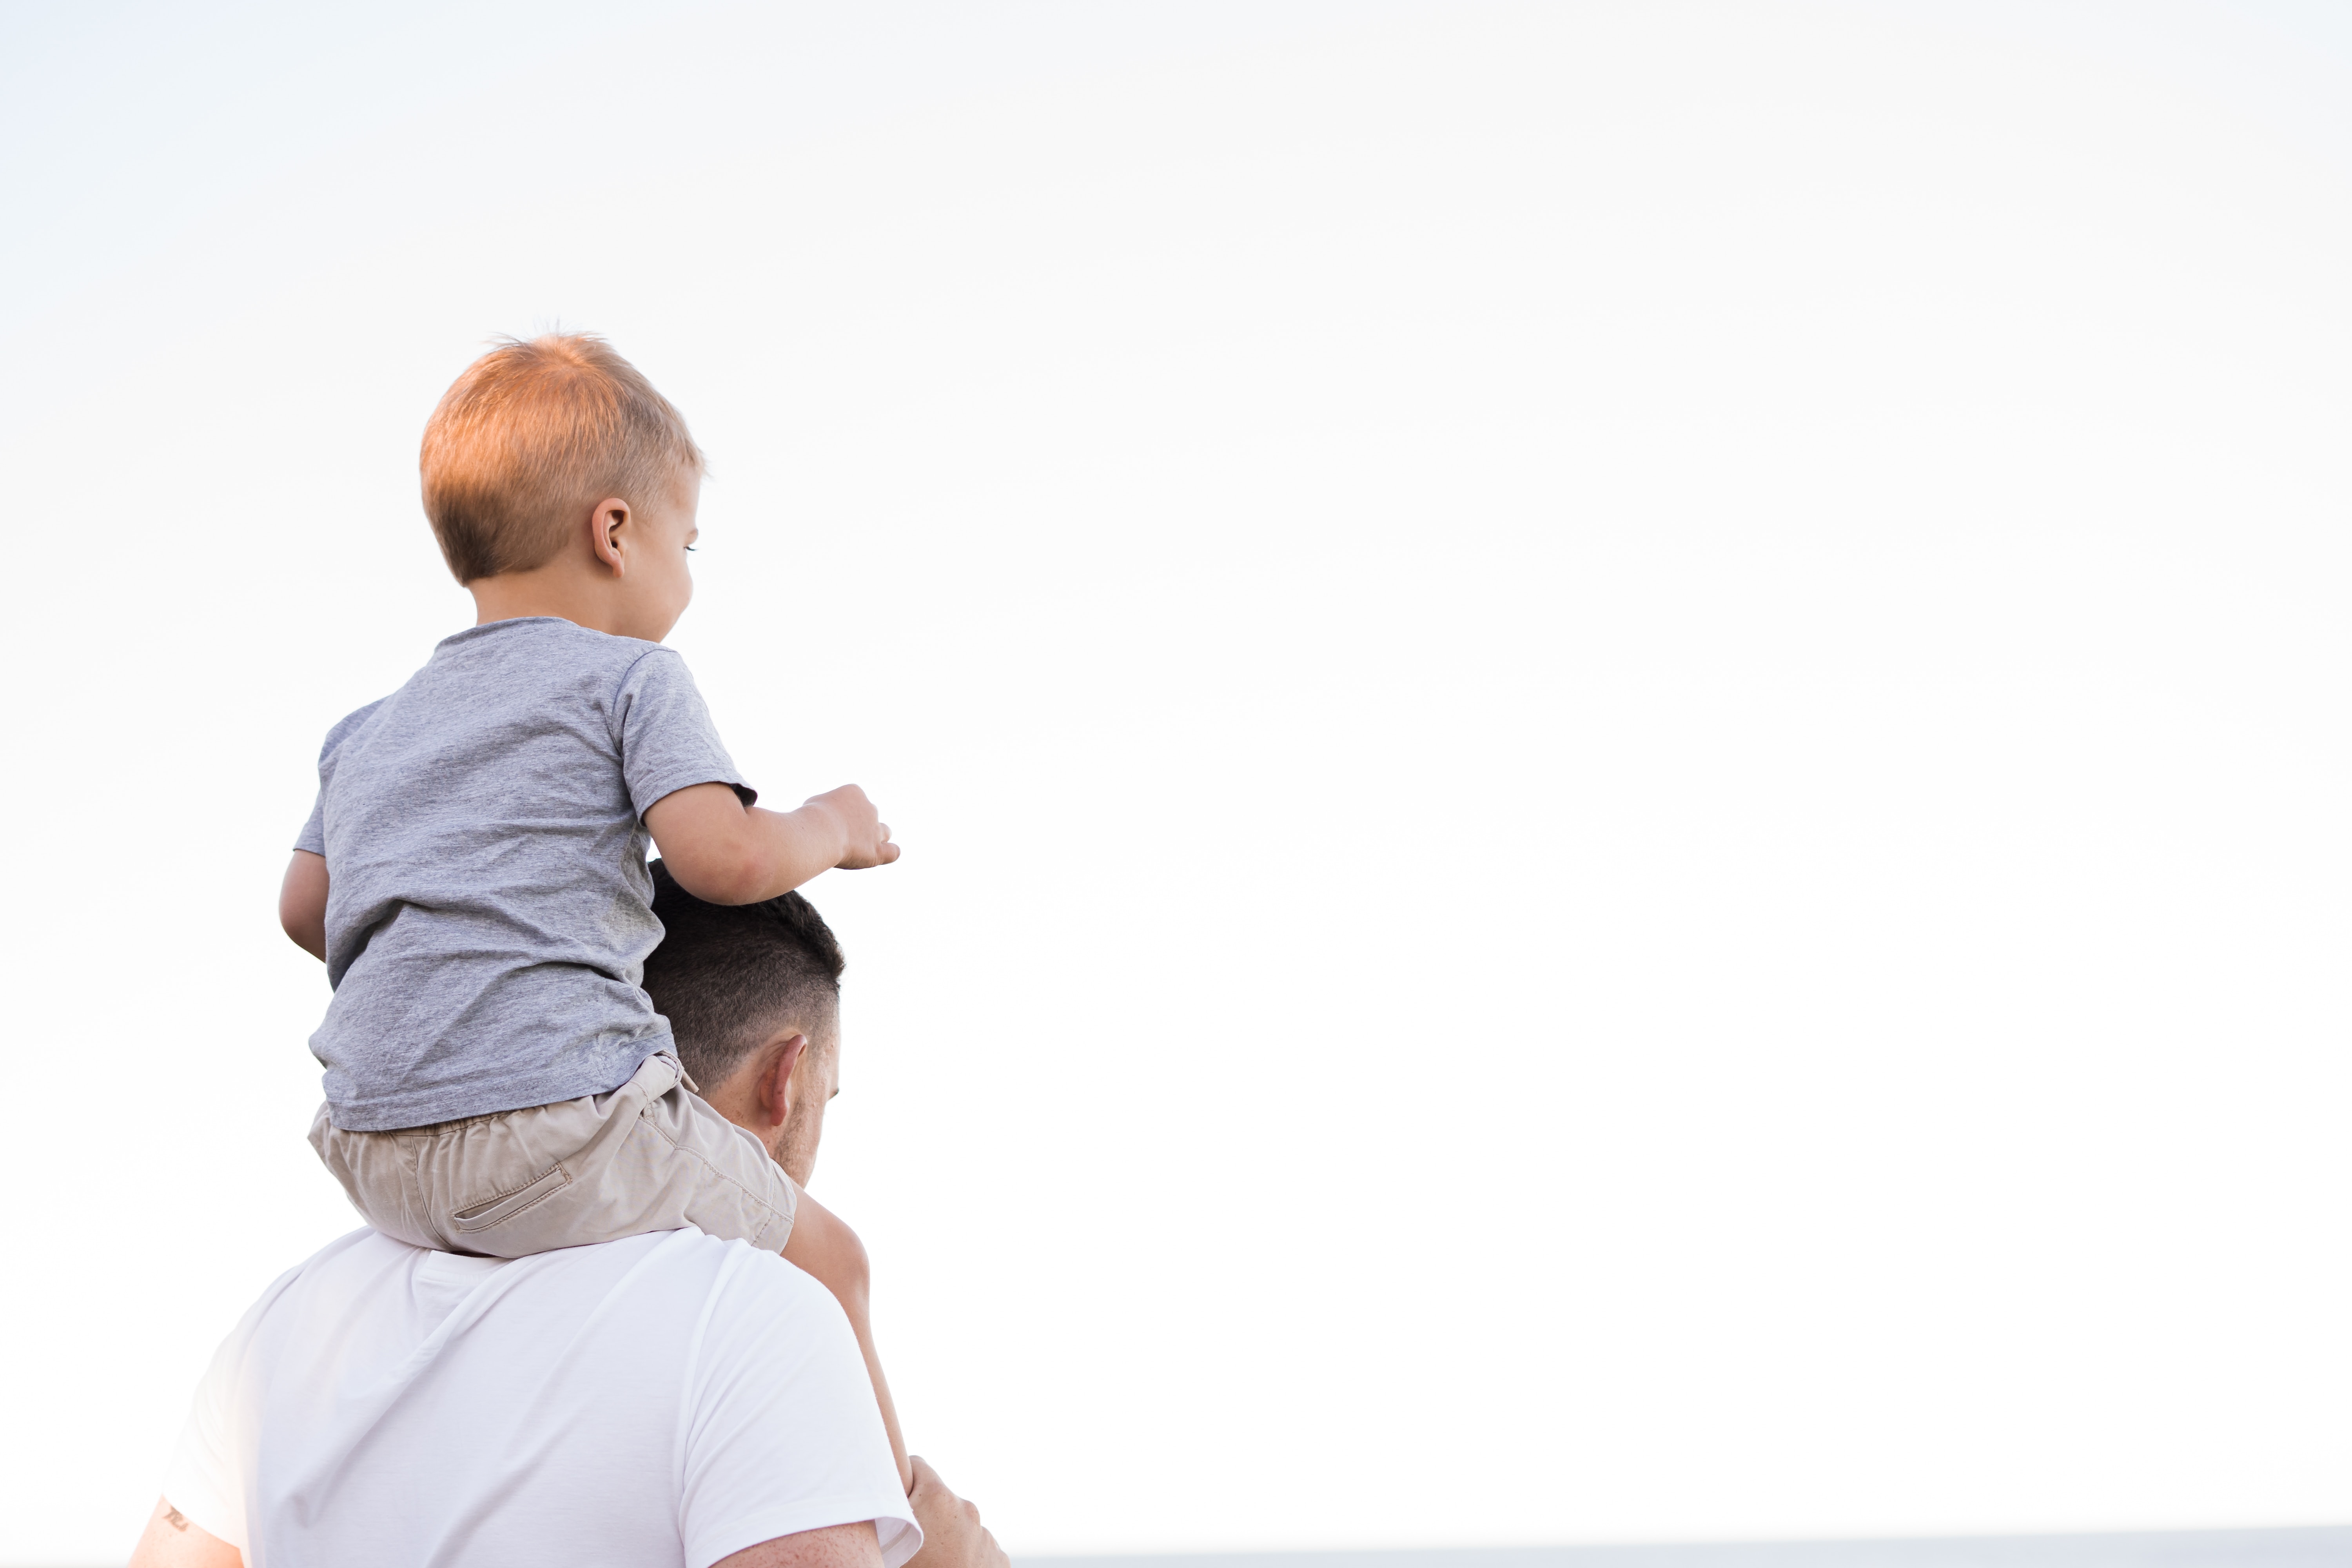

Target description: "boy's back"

left=303, top=616, right=748, bottom=1132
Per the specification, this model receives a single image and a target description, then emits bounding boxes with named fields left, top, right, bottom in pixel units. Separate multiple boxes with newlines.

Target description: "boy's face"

left=616, top=466, right=701, bottom=642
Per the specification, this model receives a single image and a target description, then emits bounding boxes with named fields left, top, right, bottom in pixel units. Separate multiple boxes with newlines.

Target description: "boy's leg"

left=310, top=1053, right=793, bottom=1259
left=781, top=1187, right=913, bottom=1492
left=310, top=1102, right=442, bottom=1250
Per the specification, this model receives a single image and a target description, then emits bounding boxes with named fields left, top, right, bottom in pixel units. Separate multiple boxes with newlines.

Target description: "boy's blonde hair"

left=420, top=334, right=704, bottom=584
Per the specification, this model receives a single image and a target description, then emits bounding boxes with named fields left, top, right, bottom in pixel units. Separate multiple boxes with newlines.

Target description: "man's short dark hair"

left=643, top=861, right=846, bottom=1088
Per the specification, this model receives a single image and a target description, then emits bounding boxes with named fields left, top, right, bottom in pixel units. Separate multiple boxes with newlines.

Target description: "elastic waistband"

left=348, top=1050, right=683, bottom=1138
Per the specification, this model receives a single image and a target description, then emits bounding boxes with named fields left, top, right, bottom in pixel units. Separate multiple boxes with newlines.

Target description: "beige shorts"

left=309, top=1051, right=798, bottom=1258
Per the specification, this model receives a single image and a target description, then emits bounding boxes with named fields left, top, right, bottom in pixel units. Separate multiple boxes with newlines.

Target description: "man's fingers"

left=878, top=840, right=901, bottom=864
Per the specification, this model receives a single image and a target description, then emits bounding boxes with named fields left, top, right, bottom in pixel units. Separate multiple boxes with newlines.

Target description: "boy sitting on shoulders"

left=279, top=333, right=911, bottom=1485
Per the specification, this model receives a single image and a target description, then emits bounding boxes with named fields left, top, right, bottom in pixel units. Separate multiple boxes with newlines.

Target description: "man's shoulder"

left=626, top=1229, right=851, bottom=1332
left=240, top=1229, right=849, bottom=1392
left=257, top=1228, right=826, bottom=1325
left=693, top=1232, right=850, bottom=1318
left=211, top=1229, right=390, bottom=1361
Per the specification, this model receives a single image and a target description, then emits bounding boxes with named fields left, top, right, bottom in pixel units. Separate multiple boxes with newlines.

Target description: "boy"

left=277, top=333, right=910, bottom=1483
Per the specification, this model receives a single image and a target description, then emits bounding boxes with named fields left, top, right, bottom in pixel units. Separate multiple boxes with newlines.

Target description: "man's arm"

left=646, top=782, right=897, bottom=906
left=279, top=851, right=328, bottom=961
left=715, top=1520, right=884, bottom=1568
left=711, top=1461, right=1009, bottom=1568
left=127, top=1497, right=240, bottom=1568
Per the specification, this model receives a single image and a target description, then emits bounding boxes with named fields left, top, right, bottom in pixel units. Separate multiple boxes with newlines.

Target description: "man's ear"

left=760, top=1033, right=809, bottom=1129
left=587, top=496, right=631, bottom=577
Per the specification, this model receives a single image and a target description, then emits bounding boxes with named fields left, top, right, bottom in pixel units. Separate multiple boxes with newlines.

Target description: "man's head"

left=421, top=333, right=705, bottom=639
left=642, top=861, right=846, bottom=1185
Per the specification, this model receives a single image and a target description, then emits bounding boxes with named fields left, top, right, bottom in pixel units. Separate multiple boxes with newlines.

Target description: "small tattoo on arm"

left=165, top=1507, right=189, bottom=1532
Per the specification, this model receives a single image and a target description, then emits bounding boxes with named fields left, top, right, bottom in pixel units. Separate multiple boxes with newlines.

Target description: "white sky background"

left=4, top=0, right=2352, bottom=1559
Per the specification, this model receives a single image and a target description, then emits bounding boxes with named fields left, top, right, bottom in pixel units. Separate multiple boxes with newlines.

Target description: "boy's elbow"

left=664, top=849, right=769, bottom=906
left=280, top=906, right=328, bottom=960
left=279, top=853, right=330, bottom=961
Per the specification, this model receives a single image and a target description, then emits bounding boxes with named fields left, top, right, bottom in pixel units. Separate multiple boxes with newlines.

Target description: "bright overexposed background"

left=6, top=2, right=2352, bottom=1561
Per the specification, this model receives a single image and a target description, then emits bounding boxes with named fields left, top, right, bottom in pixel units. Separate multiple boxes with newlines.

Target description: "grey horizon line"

left=1015, top=1522, right=2352, bottom=1568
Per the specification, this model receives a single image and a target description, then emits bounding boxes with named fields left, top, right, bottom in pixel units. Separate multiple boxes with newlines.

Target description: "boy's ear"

left=587, top=496, right=631, bottom=576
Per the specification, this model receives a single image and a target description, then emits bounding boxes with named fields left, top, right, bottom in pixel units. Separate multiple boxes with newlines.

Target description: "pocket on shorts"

left=452, top=1163, right=571, bottom=1232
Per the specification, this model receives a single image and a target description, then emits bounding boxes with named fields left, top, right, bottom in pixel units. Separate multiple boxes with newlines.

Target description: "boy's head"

left=420, top=333, right=704, bottom=586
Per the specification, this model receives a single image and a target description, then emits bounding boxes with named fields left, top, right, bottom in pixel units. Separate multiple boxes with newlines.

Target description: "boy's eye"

left=685, top=545, right=697, bottom=553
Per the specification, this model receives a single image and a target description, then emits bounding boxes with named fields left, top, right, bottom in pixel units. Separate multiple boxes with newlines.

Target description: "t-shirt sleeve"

left=613, top=649, right=757, bottom=820
left=678, top=1248, right=921, bottom=1568
left=294, top=792, right=326, bottom=856
left=158, top=1310, right=258, bottom=1552
left=295, top=696, right=388, bottom=855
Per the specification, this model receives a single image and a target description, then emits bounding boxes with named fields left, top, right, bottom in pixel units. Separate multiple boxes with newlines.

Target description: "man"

left=129, top=867, right=1006, bottom=1568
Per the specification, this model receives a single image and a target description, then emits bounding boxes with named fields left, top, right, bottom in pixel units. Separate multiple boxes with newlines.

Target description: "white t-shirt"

left=163, top=1227, right=921, bottom=1568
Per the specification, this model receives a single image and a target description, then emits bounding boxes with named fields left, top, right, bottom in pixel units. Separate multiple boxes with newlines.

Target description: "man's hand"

left=903, top=1457, right=1008, bottom=1568
left=801, top=784, right=898, bottom=870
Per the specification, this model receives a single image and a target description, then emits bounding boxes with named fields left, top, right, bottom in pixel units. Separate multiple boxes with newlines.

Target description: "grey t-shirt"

left=297, top=618, right=753, bottom=1131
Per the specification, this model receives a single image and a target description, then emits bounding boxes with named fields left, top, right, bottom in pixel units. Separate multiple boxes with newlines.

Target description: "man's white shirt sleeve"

left=682, top=1246, right=920, bottom=1568
left=160, top=1260, right=313, bottom=1554
left=161, top=1328, right=249, bottom=1553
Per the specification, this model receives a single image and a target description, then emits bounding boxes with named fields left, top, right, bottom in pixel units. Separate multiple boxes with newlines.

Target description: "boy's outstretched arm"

left=784, top=1189, right=913, bottom=1492
left=647, top=782, right=898, bottom=906
left=281, top=850, right=329, bottom=960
